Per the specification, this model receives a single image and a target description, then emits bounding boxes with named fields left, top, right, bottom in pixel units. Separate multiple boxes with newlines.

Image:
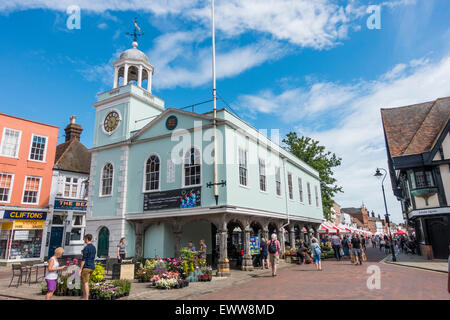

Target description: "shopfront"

left=46, top=199, right=87, bottom=258
left=0, top=210, right=47, bottom=263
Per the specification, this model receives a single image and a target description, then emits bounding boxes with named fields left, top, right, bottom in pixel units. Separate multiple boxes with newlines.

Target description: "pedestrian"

left=260, top=238, right=269, bottom=269
left=117, top=237, right=127, bottom=263
left=331, top=234, right=341, bottom=261
left=351, top=234, right=363, bottom=265
left=361, top=237, right=366, bottom=251
left=199, top=239, right=207, bottom=260
left=297, top=239, right=308, bottom=265
left=342, top=235, right=350, bottom=258
left=379, top=237, right=385, bottom=252
left=187, top=241, right=196, bottom=251
left=80, top=234, right=96, bottom=300
left=45, top=247, right=67, bottom=300
left=267, top=233, right=281, bottom=276
left=311, top=238, right=322, bottom=271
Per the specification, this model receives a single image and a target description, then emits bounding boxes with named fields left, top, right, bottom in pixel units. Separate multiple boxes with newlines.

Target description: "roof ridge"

left=402, top=98, right=438, bottom=155
left=55, top=139, right=76, bottom=165
left=430, top=115, right=450, bottom=150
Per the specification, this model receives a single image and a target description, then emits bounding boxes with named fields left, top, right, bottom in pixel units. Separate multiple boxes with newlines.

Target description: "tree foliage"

left=282, top=132, right=343, bottom=221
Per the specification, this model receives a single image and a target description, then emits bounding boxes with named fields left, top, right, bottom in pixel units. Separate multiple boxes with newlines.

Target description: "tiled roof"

left=54, top=139, right=91, bottom=174
left=381, top=97, right=450, bottom=158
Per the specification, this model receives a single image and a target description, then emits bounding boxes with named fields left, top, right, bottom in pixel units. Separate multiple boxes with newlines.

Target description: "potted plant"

left=40, top=281, right=47, bottom=295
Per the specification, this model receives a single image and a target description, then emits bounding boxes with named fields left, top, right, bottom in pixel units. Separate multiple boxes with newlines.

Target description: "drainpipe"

left=281, top=156, right=290, bottom=230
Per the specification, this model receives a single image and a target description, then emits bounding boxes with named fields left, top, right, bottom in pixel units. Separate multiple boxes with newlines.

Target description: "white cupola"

left=113, top=40, right=154, bottom=92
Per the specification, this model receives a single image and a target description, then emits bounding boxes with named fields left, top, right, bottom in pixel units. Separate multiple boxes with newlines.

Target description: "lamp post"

left=374, top=168, right=396, bottom=262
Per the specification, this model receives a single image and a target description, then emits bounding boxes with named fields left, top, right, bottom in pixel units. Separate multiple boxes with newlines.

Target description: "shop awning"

left=318, top=223, right=337, bottom=233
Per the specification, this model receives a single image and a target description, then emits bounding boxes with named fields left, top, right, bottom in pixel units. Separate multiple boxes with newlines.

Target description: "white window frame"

left=307, top=182, right=312, bottom=205
left=315, top=185, right=320, bottom=207
left=0, top=127, right=22, bottom=158
left=70, top=214, right=86, bottom=244
left=259, top=158, right=267, bottom=192
left=275, top=166, right=282, bottom=196
left=298, top=177, right=304, bottom=203
left=63, top=176, right=80, bottom=199
left=238, top=148, right=248, bottom=187
left=182, top=147, right=202, bottom=188
left=143, top=153, right=161, bottom=192
left=21, top=176, right=42, bottom=205
left=0, top=172, right=14, bottom=203
left=28, top=133, right=48, bottom=163
left=99, top=162, right=114, bottom=197
left=287, top=172, right=294, bottom=200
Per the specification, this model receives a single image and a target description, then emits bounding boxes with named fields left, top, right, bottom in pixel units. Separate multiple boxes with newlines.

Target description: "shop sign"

left=250, top=236, right=260, bottom=255
left=14, top=230, right=29, bottom=240
left=54, top=199, right=87, bottom=211
left=3, top=210, right=47, bottom=220
left=1, top=222, right=13, bottom=230
left=13, top=220, right=45, bottom=230
left=408, top=207, right=450, bottom=219
left=143, top=187, right=201, bottom=211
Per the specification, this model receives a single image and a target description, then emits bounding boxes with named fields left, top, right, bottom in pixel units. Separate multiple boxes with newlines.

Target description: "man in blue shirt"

left=80, top=234, right=96, bottom=300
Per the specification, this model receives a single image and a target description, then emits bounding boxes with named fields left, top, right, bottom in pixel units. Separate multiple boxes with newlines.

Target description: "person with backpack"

left=296, top=239, right=308, bottom=265
left=260, top=238, right=269, bottom=269
left=267, top=233, right=281, bottom=277
left=311, top=238, right=322, bottom=271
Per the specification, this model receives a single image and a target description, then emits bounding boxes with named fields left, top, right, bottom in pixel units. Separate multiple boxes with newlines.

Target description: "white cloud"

left=237, top=54, right=450, bottom=222
left=97, top=22, right=107, bottom=29
left=147, top=31, right=287, bottom=89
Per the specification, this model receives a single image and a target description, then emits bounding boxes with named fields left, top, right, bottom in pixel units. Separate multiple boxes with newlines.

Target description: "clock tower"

left=92, top=35, right=165, bottom=148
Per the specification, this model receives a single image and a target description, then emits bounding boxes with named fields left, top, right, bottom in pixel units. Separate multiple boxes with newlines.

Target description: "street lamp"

left=374, top=168, right=397, bottom=262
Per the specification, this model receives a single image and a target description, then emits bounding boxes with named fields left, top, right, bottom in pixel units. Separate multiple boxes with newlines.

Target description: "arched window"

left=184, top=147, right=201, bottom=186
left=101, top=163, right=113, bottom=196
left=145, top=155, right=160, bottom=191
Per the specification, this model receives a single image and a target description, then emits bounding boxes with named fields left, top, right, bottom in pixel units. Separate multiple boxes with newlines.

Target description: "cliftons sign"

left=3, top=210, right=47, bottom=220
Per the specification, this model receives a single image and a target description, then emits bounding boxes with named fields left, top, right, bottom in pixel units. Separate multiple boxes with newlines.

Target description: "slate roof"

left=381, top=97, right=450, bottom=158
left=54, top=139, right=91, bottom=174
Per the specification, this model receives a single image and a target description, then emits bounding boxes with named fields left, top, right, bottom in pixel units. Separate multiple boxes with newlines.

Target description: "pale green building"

left=86, top=40, right=324, bottom=273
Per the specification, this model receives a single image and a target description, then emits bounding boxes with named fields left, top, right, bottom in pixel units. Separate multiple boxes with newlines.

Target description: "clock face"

left=104, top=111, right=120, bottom=133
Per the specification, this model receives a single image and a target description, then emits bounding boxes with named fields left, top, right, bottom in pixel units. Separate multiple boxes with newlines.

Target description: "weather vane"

left=126, top=17, right=144, bottom=42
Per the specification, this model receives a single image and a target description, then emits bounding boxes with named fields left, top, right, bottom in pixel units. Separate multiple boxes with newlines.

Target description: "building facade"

left=86, top=40, right=324, bottom=273
left=45, top=116, right=91, bottom=258
left=0, top=113, right=58, bottom=264
left=382, top=97, right=450, bottom=259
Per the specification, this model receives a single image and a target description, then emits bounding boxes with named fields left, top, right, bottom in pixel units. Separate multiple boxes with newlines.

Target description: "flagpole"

left=212, top=0, right=218, bottom=205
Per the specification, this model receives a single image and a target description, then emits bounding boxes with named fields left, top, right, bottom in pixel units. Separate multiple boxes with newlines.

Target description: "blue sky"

left=1, top=0, right=450, bottom=223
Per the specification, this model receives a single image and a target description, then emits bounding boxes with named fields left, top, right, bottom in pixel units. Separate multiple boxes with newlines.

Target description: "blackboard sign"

left=143, top=187, right=201, bottom=211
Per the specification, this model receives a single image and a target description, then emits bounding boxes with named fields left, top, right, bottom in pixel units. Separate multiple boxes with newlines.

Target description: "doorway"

left=97, top=227, right=110, bottom=258
left=48, top=227, right=64, bottom=257
left=426, top=218, right=449, bottom=259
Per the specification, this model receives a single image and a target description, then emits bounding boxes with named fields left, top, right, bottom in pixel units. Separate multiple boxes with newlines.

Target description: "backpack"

left=268, top=240, right=278, bottom=254
left=313, top=244, right=321, bottom=256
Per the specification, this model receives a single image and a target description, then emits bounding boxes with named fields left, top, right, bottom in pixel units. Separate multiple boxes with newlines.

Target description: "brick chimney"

left=64, top=116, right=83, bottom=142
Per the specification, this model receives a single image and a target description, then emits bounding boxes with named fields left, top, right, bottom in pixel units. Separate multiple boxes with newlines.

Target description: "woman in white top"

left=45, top=247, right=67, bottom=300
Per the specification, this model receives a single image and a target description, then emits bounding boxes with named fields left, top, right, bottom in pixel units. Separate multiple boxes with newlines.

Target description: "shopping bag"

left=361, top=251, right=367, bottom=261
left=350, top=254, right=355, bottom=264
left=339, top=248, right=344, bottom=256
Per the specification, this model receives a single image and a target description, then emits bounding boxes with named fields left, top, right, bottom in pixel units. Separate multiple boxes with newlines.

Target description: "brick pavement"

left=385, top=252, right=448, bottom=273
left=194, top=248, right=450, bottom=300
left=0, top=248, right=447, bottom=300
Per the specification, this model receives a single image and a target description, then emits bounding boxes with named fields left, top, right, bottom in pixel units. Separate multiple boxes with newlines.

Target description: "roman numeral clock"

left=103, top=110, right=121, bottom=134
